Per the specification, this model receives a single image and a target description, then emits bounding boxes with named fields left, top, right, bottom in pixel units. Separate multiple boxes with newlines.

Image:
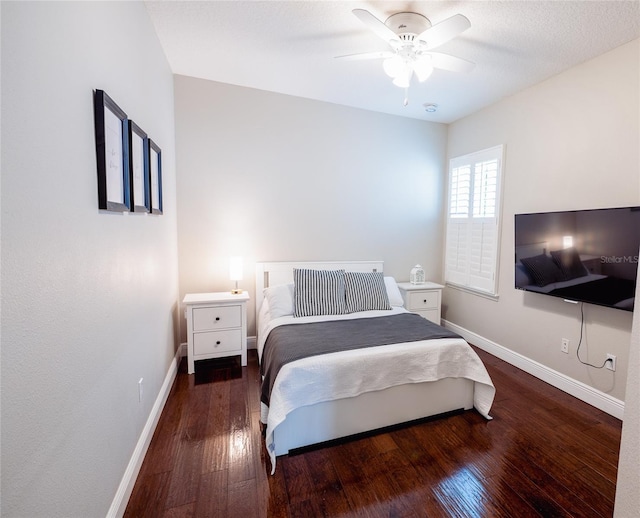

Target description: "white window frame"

left=444, top=145, right=504, bottom=298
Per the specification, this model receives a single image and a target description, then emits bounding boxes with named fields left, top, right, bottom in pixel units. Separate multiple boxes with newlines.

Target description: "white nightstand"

left=396, top=282, right=444, bottom=325
left=580, top=254, right=602, bottom=275
left=183, top=291, right=250, bottom=374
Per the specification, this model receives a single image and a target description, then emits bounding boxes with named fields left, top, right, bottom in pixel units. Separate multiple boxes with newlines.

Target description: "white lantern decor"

left=410, top=264, right=425, bottom=285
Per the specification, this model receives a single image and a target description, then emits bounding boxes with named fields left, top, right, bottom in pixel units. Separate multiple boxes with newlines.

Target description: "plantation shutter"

left=445, top=145, right=503, bottom=296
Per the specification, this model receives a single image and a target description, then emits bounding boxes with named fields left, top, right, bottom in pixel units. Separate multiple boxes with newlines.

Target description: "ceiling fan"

left=338, top=9, right=475, bottom=105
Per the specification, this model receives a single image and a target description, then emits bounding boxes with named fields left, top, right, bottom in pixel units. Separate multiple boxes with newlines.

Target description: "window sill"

left=445, top=283, right=500, bottom=302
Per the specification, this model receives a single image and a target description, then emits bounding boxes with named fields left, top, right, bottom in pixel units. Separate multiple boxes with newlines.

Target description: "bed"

left=255, top=261, right=496, bottom=473
left=515, top=243, right=635, bottom=310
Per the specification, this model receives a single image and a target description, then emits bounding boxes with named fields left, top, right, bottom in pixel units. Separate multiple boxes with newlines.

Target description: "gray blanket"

left=260, top=313, right=461, bottom=406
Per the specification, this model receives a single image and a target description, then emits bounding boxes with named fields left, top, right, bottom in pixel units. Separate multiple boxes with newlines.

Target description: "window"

left=445, top=145, right=504, bottom=296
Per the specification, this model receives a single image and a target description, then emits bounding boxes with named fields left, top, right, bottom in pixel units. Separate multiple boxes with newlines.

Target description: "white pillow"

left=263, top=283, right=294, bottom=319
left=384, top=276, right=404, bottom=307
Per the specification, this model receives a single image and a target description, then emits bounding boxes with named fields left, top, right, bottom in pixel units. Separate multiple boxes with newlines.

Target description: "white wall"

left=446, top=39, right=639, bottom=402
left=1, top=2, right=178, bottom=516
left=174, top=75, right=448, bottom=339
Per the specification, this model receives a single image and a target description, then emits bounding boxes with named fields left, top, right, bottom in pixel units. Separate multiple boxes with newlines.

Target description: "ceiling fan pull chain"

left=403, top=88, right=409, bottom=106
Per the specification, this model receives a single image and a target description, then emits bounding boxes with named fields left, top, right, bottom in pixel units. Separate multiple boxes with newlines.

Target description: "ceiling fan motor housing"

left=384, top=12, right=431, bottom=40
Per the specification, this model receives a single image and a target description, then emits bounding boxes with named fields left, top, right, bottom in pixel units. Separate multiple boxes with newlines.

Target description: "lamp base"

left=231, top=288, right=243, bottom=294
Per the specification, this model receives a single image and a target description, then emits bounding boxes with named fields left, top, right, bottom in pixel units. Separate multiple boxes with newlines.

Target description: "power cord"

left=575, top=302, right=611, bottom=369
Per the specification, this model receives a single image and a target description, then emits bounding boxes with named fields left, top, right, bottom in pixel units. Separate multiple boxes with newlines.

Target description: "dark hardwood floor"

left=124, top=347, right=622, bottom=517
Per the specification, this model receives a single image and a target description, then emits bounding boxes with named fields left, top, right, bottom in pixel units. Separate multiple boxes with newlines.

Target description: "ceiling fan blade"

left=417, top=14, right=471, bottom=50
left=352, top=9, right=400, bottom=45
left=427, top=52, right=475, bottom=73
left=335, top=51, right=394, bottom=61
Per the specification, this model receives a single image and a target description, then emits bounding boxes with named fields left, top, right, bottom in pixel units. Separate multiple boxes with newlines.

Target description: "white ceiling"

left=145, top=1, right=640, bottom=123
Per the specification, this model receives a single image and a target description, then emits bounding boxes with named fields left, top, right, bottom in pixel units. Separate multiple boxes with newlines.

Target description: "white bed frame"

left=515, top=241, right=548, bottom=262
left=255, top=260, right=475, bottom=456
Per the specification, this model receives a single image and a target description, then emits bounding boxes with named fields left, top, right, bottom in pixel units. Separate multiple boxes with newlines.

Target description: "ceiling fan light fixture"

left=383, top=55, right=403, bottom=78
left=413, top=58, right=434, bottom=82
left=392, top=67, right=412, bottom=88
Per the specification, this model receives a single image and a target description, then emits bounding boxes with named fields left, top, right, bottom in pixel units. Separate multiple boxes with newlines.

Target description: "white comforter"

left=258, top=306, right=496, bottom=473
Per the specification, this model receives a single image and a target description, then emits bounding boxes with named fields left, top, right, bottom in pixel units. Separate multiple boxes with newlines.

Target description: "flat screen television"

left=514, top=206, right=639, bottom=312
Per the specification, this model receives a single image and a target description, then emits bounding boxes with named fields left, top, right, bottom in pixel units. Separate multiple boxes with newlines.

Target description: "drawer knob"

left=216, top=341, right=221, bottom=346
left=215, top=317, right=220, bottom=321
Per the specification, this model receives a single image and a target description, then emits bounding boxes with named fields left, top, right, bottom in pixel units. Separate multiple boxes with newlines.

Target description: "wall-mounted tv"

left=515, top=206, right=639, bottom=311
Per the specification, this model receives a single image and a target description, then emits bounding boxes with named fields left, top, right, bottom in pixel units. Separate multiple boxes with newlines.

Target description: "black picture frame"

left=148, top=139, right=163, bottom=215
left=128, top=120, right=150, bottom=213
left=93, top=89, right=130, bottom=212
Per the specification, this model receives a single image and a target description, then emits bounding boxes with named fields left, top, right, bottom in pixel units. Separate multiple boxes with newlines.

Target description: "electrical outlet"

left=561, top=338, right=569, bottom=354
left=605, top=354, right=616, bottom=372
left=138, top=378, right=144, bottom=402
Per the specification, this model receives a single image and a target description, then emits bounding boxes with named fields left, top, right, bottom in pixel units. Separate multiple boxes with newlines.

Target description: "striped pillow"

left=344, top=271, right=392, bottom=313
left=293, top=269, right=347, bottom=317
left=520, top=254, right=563, bottom=287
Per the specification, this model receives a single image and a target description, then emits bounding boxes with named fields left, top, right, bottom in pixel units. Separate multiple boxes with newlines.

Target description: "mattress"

left=258, top=303, right=496, bottom=472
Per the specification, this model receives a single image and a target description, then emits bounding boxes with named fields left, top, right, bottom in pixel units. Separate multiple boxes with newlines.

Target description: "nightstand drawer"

left=194, top=329, right=242, bottom=356
left=408, top=291, right=439, bottom=310
left=193, top=305, right=241, bottom=331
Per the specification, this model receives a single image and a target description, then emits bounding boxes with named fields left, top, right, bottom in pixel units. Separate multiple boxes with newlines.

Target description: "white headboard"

left=255, top=260, right=384, bottom=316
left=515, top=242, right=548, bottom=262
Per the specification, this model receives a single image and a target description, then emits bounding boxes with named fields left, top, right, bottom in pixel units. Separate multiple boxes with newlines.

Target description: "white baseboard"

left=107, top=346, right=181, bottom=518
left=443, top=319, right=625, bottom=420
left=109, top=336, right=256, bottom=516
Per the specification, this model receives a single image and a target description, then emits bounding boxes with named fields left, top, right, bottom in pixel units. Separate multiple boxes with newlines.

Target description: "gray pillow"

left=344, top=271, right=392, bottom=313
left=293, top=268, right=346, bottom=317
left=520, top=254, right=564, bottom=287
left=550, top=247, right=588, bottom=280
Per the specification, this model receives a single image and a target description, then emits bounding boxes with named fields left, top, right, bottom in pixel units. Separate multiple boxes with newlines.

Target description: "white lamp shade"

left=563, top=236, right=574, bottom=249
left=383, top=55, right=404, bottom=78
left=413, top=58, right=434, bottom=82
left=229, top=256, right=243, bottom=281
left=392, top=65, right=413, bottom=88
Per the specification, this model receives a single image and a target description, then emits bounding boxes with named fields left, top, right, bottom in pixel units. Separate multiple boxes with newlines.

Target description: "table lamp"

left=229, top=256, right=243, bottom=294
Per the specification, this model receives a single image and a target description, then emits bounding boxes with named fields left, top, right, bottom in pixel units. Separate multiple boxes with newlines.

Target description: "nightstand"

left=396, top=282, right=444, bottom=325
left=183, top=291, right=250, bottom=374
left=579, top=254, right=602, bottom=275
